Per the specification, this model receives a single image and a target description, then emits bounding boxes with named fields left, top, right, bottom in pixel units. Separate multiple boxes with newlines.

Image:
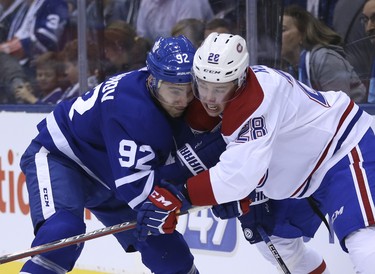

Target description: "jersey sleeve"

left=102, top=117, right=161, bottom=209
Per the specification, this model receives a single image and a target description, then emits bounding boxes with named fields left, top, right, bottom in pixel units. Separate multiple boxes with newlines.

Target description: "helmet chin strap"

left=238, top=67, right=248, bottom=87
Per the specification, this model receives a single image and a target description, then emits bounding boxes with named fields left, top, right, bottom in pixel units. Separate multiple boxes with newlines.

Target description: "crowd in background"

left=0, top=0, right=373, bottom=105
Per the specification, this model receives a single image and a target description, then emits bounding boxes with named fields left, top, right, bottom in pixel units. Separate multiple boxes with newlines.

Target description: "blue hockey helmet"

left=147, top=35, right=196, bottom=87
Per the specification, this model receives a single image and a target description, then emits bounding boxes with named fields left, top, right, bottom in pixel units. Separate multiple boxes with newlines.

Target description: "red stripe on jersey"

left=185, top=99, right=222, bottom=132
left=291, top=180, right=309, bottom=197
left=187, top=170, right=218, bottom=205
left=309, top=260, right=327, bottom=274
left=351, top=147, right=375, bottom=225
left=291, top=100, right=354, bottom=197
left=222, top=69, right=264, bottom=136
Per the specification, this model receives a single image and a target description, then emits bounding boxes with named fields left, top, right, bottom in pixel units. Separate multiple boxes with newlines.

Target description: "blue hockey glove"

left=158, top=129, right=226, bottom=184
left=238, top=190, right=275, bottom=244
left=211, top=197, right=251, bottom=219
left=135, top=181, right=191, bottom=241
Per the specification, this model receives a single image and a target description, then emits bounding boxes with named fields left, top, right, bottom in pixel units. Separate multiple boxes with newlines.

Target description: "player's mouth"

left=207, top=104, right=218, bottom=111
left=174, top=107, right=187, bottom=114
left=203, top=103, right=221, bottom=116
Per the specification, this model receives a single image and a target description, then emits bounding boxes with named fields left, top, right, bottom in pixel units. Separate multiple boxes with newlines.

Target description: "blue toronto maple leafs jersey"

left=33, top=69, right=192, bottom=209
left=14, top=0, right=69, bottom=57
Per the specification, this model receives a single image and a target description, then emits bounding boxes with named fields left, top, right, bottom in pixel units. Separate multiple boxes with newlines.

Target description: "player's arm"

left=158, top=98, right=225, bottom=183
left=0, top=38, right=24, bottom=59
left=135, top=126, right=273, bottom=239
left=102, top=115, right=163, bottom=209
left=157, top=129, right=226, bottom=184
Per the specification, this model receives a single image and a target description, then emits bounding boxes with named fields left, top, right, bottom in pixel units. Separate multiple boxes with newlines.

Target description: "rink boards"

left=1, top=105, right=371, bottom=274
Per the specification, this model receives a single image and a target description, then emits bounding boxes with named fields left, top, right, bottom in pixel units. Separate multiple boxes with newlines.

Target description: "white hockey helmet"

left=193, top=32, right=249, bottom=86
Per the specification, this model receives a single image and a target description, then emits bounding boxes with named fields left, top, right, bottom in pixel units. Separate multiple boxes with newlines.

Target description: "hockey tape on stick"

left=0, top=206, right=209, bottom=264
left=256, top=225, right=291, bottom=274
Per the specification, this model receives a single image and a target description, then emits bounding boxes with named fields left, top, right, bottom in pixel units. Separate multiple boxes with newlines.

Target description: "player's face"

left=281, top=15, right=302, bottom=65
left=157, top=81, right=194, bottom=117
left=362, top=0, right=375, bottom=45
left=194, top=78, right=236, bottom=117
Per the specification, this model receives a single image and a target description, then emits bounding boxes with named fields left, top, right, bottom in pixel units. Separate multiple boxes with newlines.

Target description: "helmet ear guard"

left=148, top=75, right=160, bottom=95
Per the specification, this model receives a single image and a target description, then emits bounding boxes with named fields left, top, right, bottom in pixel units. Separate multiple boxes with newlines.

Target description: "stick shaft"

left=256, top=225, right=291, bottom=274
left=0, top=221, right=136, bottom=264
left=0, top=206, right=208, bottom=264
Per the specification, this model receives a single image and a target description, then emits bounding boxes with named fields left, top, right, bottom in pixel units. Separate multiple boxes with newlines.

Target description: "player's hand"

left=211, top=197, right=251, bottom=219
left=135, top=181, right=191, bottom=241
left=238, top=190, right=274, bottom=244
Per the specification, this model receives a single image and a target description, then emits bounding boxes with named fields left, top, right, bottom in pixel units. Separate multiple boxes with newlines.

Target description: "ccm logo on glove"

left=149, top=186, right=182, bottom=211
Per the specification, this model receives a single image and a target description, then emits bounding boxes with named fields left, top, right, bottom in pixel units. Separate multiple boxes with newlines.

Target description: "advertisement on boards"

left=0, top=110, right=358, bottom=273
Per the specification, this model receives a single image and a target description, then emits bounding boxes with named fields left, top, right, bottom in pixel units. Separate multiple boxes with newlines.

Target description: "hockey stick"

left=0, top=206, right=208, bottom=265
left=0, top=221, right=137, bottom=264
left=256, top=225, right=291, bottom=274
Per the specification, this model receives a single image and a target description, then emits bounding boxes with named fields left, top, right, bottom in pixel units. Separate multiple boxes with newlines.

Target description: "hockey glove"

left=211, top=197, right=251, bottom=219
left=158, top=129, right=226, bottom=184
left=238, top=190, right=275, bottom=244
left=135, top=180, right=191, bottom=241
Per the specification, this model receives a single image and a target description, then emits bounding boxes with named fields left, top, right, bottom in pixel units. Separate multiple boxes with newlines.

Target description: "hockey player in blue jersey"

left=137, top=33, right=375, bottom=273
left=19, top=35, right=225, bottom=274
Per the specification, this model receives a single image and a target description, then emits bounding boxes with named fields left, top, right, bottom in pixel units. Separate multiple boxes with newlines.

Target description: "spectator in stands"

left=14, top=51, right=66, bottom=104
left=204, top=18, right=233, bottom=38
left=362, top=0, right=375, bottom=103
left=59, top=39, right=99, bottom=101
left=0, top=0, right=24, bottom=43
left=0, top=0, right=69, bottom=78
left=103, top=20, right=150, bottom=76
left=87, top=0, right=139, bottom=27
left=69, top=0, right=140, bottom=29
left=0, top=51, right=28, bottom=104
left=67, top=0, right=140, bottom=43
left=136, top=0, right=213, bottom=43
left=281, top=5, right=367, bottom=103
left=171, top=18, right=205, bottom=48
left=333, top=0, right=373, bottom=91
left=283, top=0, right=338, bottom=28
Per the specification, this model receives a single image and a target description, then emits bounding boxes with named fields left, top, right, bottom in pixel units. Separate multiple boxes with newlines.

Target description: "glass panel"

left=0, top=0, right=372, bottom=106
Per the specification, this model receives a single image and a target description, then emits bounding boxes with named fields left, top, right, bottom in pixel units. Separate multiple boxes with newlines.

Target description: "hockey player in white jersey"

left=18, top=35, right=227, bottom=274
left=136, top=32, right=375, bottom=273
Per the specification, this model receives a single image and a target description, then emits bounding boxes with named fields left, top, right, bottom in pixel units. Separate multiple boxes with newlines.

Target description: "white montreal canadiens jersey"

left=188, top=65, right=373, bottom=205
left=33, top=70, right=184, bottom=209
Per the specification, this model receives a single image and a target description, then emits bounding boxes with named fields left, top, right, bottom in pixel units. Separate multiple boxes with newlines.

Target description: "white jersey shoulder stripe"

left=115, top=170, right=152, bottom=188
left=128, top=171, right=154, bottom=209
left=46, top=113, right=110, bottom=190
